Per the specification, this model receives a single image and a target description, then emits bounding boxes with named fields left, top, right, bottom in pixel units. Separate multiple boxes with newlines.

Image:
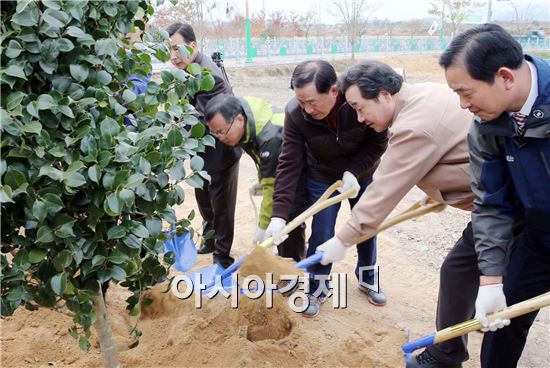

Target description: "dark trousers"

left=427, top=222, right=479, bottom=365
left=195, top=161, right=239, bottom=269
left=480, top=229, right=550, bottom=368
left=428, top=223, right=549, bottom=367
left=277, top=173, right=309, bottom=262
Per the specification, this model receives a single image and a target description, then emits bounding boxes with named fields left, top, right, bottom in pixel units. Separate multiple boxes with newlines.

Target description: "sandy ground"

left=1, top=55, right=549, bottom=367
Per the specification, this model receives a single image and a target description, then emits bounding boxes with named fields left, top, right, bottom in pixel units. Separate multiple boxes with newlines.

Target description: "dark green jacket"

left=239, top=96, right=284, bottom=229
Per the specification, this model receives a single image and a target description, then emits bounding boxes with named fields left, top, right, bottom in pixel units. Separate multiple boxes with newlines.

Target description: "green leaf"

left=64, top=172, right=86, bottom=188
left=160, top=70, right=174, bottom=84
left=109, top=249, right=129, bottom=264
left=4, top=65, right=27, bottom=80
left=173, top=69, right=187, bottom=82
left=190, top=156, right=204, bottom=171
left=92, top=255, right=106, bottom=267
left=28, top=249, right=47, bottom=263
left=55, top=217, right=76, bottom=238
left=104, top=193, right=122, bottom=216
left=139, top=158, right=151, bottom=175
left=32, top=200, right=48, bottom=222
left=118, top=189, right=135, bottom=207
left=107, top=226, right=126, bottom=240
left=200, top=74, right=215, bottom=92
left=58, top=106, right=74, bottom=118
left=39, top=166, right=64, bottom=181
left=167, top=129, right=183, bottom=146
left=36, top=225, right=55, bottom=243
left=96, top=70, right=112, bottom=85
left=109, top=265, right=126, bottom=282
left=42, top=193, right=64, bottom=214
left=145, top=217, right=162, bottom=237
left=4, top=168, right=26, bottom=189
left=122, top=89, right=136, bottom=103
left=185, top=174, right=204, bottom=189
left=56, top=38, right=75, bottom=52
left=37, top=94, right=56, bottom=110
left=146, top=82, right=159, bottom=94
left=42, top=8, right=70, bottom=28
left=70, top=64, right=89, bottom=83
left=95, top=39, right=118, bottom=56
left=202, top=135, right=216, bottom=147
left=186, top=63, right=203, bottom=75
left=6, top=92, right=25, bottom=111
left=126, top=173, right=145, bottom=189
left=43, top=0, right=61, bottom=10
left=191, top=123, right=206, bottom=138
left=21, top=121, right=42, bottom=134
left=50, top=273, right=67, bottom=295
left=53, top=250, right=72, bottom=271
left=100, top=117, right=120, bottom=139
left=88, top=165, right=101, bottom=184
left=78, top=336, right=90, bottom=352
left=6, top=40, right=24, bottom=58
left=129, top=221, right=149, bottom=238
left=26, top=102, right=39, bottom=118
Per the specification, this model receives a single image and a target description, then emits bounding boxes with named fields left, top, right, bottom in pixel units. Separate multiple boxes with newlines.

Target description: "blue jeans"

left=304, top=177, right=377, bottom=296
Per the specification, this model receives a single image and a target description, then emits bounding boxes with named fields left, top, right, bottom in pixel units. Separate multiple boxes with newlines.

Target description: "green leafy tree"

left=1, top=0, right=216, bottom=366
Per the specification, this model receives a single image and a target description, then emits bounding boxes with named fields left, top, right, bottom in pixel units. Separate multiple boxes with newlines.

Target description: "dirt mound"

left=238, top=245, right=303, bottom=282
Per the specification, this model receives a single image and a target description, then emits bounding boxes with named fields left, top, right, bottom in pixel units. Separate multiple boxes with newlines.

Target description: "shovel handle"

left=402, top=291, right=550, bottom=354
left=355, top=200, right=446, bottom=243
left=258, top=180, right=357, bottom=248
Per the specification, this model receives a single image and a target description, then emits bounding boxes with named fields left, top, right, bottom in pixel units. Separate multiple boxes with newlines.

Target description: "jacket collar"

left=239, top=97, right=256, bottom=145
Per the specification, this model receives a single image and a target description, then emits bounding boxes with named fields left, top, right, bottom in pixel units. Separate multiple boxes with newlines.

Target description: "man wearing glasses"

left=166, top=22, right=242, bottom=269
left=204, top=94, right=291, bottom=247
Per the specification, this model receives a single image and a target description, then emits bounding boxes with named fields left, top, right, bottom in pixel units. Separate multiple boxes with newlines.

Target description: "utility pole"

left=439, top=0, right=446, bottom=43
left=245, top=0, right=253, bottom=63
left=486, top=0, right=492, bottom=22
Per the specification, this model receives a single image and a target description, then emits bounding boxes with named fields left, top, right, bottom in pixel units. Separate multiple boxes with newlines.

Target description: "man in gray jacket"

left=167, top=23, right=242, bottom=268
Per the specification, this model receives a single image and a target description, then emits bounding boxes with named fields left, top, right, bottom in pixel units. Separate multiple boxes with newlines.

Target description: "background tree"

left=506, top=0, right=536, bottom=34
left=1, top=0, right=215, bottom=366
left=332, top=0, right=380, bottom=60
left=429, top=0, right=485, bottom=36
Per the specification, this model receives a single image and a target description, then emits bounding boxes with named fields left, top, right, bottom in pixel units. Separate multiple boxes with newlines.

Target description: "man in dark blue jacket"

left=408, top=23, right=550, bottom=368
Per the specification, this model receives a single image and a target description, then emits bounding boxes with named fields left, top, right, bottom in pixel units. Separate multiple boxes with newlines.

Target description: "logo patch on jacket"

left=260, top=151, right=270, bottom=158
left=506, top=155, right=515, bottom=162
left=533, top=110, right=544, bottom=119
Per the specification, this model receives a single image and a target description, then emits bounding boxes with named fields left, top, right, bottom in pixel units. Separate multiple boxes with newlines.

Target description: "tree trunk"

left=92, top=289, right=120, bottom=368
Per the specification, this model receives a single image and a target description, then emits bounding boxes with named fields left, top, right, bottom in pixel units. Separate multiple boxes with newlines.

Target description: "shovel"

left=200, top=180, right=357, bottom=292
left=300, top=198, right=447, bottom=268
left=402, top=291, right=550, bottom=367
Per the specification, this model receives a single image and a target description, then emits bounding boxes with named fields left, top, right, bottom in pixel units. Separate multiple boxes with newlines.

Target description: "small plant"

left=1, top=0, right=215, bottom=366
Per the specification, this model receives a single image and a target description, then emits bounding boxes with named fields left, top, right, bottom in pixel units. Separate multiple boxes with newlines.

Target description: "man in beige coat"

left=317, top=61, right=476, bottom=367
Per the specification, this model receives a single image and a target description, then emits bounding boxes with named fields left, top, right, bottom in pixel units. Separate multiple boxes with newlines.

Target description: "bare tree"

left=428, top=0, right=485, bottom=36
left=332, top=0, right=381, bottom=60
left=506, top=0, right=536, bottom=34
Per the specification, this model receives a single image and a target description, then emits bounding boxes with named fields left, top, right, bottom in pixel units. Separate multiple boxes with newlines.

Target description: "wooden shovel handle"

left=355, top=200, right=447, bottom=243
left=259, top=180, right=357, bottom=248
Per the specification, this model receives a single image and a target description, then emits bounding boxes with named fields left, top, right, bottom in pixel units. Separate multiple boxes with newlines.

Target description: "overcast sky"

left=223, top=0, right=550, bottom=23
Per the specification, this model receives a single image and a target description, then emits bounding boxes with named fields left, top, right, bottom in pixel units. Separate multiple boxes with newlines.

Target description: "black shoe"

left=405, top=349, right=462, bottom=368
left=197, top=244, right=214, bottom=254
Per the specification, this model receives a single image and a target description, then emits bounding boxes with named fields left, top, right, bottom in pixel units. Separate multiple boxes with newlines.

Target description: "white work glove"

left=474, top=284, right=511, bottom=332
left=251, top=225, right=266, bottom=245
left=338, top=171, right=360, bottom=199
left=316, top=236, right=349, bottom=265
left=264, top=217, right=288, bottom=245
left=249, top=181, right=262, bottom=196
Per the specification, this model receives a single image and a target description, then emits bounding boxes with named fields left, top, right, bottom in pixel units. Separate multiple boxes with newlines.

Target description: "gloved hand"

left=338, top=171, right=360, bottom=199
left=249, top=181, right=262, bottom=196
left=474, top=283, right=511, bottom=332
left=251, top=225, right=266, bottom=245
left=264, top=217, right=288, bottom=245
left=316, top=236, right=349, bottom=265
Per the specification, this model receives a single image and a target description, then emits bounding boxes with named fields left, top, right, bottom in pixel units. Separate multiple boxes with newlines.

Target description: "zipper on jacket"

left=541, top=151, right=550, bottom=180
